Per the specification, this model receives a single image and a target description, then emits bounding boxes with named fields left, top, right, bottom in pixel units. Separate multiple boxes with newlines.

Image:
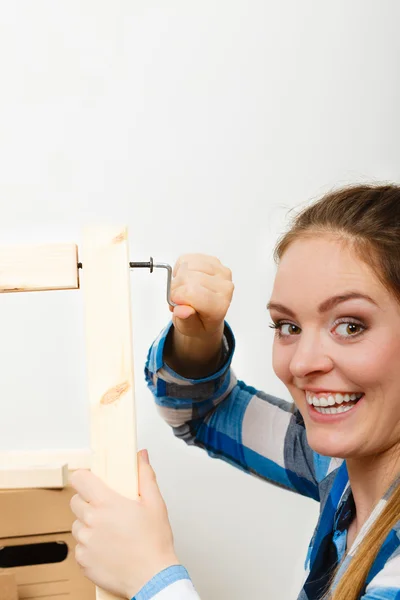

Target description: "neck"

left=346, top=445, right=400, bottom=533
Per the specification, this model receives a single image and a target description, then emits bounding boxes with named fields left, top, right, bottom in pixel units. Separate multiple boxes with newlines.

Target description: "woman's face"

left=270, top=236, right=400, bottom=459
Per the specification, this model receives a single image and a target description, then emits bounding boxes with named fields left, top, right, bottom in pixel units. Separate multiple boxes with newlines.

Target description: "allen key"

left=78, top=258, right=177, bottom=308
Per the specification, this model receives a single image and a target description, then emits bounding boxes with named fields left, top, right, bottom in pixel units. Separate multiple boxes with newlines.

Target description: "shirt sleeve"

left=145, top=320, right=320, bottom=500
left=132, top=565, right=200, bottom=600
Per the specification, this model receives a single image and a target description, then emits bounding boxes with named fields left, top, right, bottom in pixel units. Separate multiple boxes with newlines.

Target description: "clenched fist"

left=169, top=254, right=234, bottom=340
left=164, top=254, right=234, bottom=378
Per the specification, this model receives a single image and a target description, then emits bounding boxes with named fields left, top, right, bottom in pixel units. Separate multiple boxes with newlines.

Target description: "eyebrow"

left=266, top=292, right=378, bottom=318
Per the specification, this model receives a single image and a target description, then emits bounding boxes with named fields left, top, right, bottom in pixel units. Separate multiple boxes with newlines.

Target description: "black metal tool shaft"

left=78, top=257, right=176, bottom=307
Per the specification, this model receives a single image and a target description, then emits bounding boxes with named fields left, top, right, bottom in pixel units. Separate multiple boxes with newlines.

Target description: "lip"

left=306, top=394, right=365, bottom=423
left=303, top=388, right=362, bottom=395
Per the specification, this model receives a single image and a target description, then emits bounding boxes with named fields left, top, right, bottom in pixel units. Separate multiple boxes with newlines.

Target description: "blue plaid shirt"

left=134, top=321, right=400, bottom=600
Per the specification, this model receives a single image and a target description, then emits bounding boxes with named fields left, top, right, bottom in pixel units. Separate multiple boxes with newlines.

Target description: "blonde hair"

left=274, top=184, right=400, bottom=599
left=329, top=486, right=400, bottom=599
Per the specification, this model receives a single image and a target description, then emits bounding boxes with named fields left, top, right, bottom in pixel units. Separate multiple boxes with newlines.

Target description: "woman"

left=70, top=184, right=400, bottom=600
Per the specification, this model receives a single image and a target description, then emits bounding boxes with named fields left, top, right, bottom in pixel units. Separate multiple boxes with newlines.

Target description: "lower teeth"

left=314, top=404, right=356, bottom=415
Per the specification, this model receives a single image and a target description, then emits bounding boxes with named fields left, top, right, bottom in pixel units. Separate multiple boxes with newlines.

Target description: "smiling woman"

left=71, top=184, right=400, bottom=600
left=145, top=184, right=400, bottom=600
left=270, top=185, right=400, bottom=599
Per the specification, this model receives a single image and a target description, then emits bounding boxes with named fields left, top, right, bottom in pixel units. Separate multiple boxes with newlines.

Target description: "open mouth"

left=306, top=391, right=364, bottom=415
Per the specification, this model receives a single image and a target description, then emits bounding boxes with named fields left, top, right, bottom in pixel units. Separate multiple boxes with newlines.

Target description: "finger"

left=70, top=469, right=112, bottom=505
left=173, top=305, right=196, bottom=320
left=138, top=449, right=162, bottom=503
left=72, top=519, right=91, bottom=545
left=75, top=542, right=88, bottom=568
left=173, top=255, right=223, bottom=278
left=171, top=282, right=233, bottom=317
left=70, top=494, right=90, bottom=523
left=171, top=271, right=230, bottom=295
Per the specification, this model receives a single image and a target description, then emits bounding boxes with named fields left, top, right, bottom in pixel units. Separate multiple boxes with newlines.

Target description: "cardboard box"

left=0, top=573, right=18, bottom=600
left=0, top=486, right=95, bottom=599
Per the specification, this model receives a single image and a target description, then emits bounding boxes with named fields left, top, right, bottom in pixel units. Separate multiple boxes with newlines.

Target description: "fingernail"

left=141, top=449, right=150, bottom=464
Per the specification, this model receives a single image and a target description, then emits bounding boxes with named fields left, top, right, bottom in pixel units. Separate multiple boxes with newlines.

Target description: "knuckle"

left=186, top=282, right=201, bottom=302
left=84, top=507, right=96, bottom=527
left=217, top=296, right=231, bottom=314
left=216, top=278, right=234, bottom=298
left=72, top=520, right=81, bottom=541
left=75, top=543, right=86, bottom=566
left=170, top=283, right=185, bottom=303
left=225, top=267, right=233, bottom=280
left=70, top=470, right=79, bottom=489
left=171, top=275, right=186, bottom=290
left=71, top=468, right=86, bottom=485
left=175, top=254, right=191, bottom=270
left=222, top=277, right=234, bottom=290
left=70, top=494, right=79, bottom=512
left=177, top=253, right=190, bottom=261
left=177, top=282, right=190, bottom=299
left=72, top=520, right=91, bottom=545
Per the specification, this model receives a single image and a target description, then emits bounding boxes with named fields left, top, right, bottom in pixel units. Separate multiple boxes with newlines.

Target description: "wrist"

left=165, top=324, right=225, bottom=378
left=125, top=552, right=180, bottom=599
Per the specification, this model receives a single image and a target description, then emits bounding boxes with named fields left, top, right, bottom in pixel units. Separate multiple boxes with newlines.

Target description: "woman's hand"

left=170, top=253, right=234, bottom=340
left=163, top=254, right=234, bottom=378
left=70, top=450, right=179, bottom=599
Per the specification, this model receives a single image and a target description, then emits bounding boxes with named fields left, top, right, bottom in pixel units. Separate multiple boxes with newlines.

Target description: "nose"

left=289, top=330, right=333, bottom=379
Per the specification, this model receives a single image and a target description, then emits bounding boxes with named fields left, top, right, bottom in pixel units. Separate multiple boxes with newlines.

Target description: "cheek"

left=338, top=338, right=400, bottom=389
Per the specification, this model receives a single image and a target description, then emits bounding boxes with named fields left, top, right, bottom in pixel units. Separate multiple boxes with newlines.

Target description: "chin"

left=305, top=430, right=357, bottom=459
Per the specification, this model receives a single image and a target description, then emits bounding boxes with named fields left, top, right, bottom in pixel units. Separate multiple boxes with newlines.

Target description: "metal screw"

left=78, top=258, right=177, bottom=308
left=130, top=258, right=176, bottom=308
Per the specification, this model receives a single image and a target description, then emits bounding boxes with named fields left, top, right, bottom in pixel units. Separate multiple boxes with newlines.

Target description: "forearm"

left=163, top=325, right=224, bottom=379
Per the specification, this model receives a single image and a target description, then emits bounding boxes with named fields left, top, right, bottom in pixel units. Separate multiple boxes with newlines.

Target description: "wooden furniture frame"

left=0, top=226, right=138, bottom=600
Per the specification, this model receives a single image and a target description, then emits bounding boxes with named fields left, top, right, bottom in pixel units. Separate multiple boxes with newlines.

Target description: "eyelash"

left=269, top=317, right=367, bottom=340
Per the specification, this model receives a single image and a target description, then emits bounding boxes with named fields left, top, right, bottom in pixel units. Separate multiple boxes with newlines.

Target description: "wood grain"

left=0, top=449, right=91, bottom=472
left=81, top=225, right=138, bottom=600
left=0, top=243, right=79, bottom=292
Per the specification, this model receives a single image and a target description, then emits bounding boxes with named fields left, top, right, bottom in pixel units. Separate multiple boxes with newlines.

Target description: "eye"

left=270, top=321, right=301, bottom=337
left=333, top=320, right=366, bottom=338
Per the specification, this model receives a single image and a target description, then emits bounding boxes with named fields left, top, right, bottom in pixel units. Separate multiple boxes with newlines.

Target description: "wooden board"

left=0, top=449, right=91, bottom=472
left=0, top=463, right=68, bottom=489
left=81, top=226, right=138, bottom=600
left=0, top=243, right=79, bottom=292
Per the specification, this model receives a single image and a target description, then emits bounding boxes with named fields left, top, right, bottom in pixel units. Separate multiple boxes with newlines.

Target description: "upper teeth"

left=306, top=392, right=363, bottom=407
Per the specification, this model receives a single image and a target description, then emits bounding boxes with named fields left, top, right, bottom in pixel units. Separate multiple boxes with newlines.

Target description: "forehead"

left=272, top=237, right=383, bottom=304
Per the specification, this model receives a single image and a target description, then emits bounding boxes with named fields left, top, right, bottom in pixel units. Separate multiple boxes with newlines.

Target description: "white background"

left=0, top=2, right=399, bottom=598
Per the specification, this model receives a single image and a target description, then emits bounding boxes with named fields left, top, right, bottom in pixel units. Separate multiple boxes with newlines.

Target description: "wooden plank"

left=0, top=463, right=68, bottom=489
left=81, top=226, right=138, bottom=600
left=0, top=449, right=91, bottom=472
left=0, top=243, right=79, bottom=292
left=0, top=573, right=18, bottom=600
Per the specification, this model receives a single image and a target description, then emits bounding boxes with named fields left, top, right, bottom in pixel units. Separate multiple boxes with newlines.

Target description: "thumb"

left=173, top=305, right=196, bottom=320
left=138, top=449, right=162, bottom=502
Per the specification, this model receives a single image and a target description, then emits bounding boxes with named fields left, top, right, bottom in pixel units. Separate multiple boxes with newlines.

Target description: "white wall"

left=0, top=2, right=399, bottom=598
